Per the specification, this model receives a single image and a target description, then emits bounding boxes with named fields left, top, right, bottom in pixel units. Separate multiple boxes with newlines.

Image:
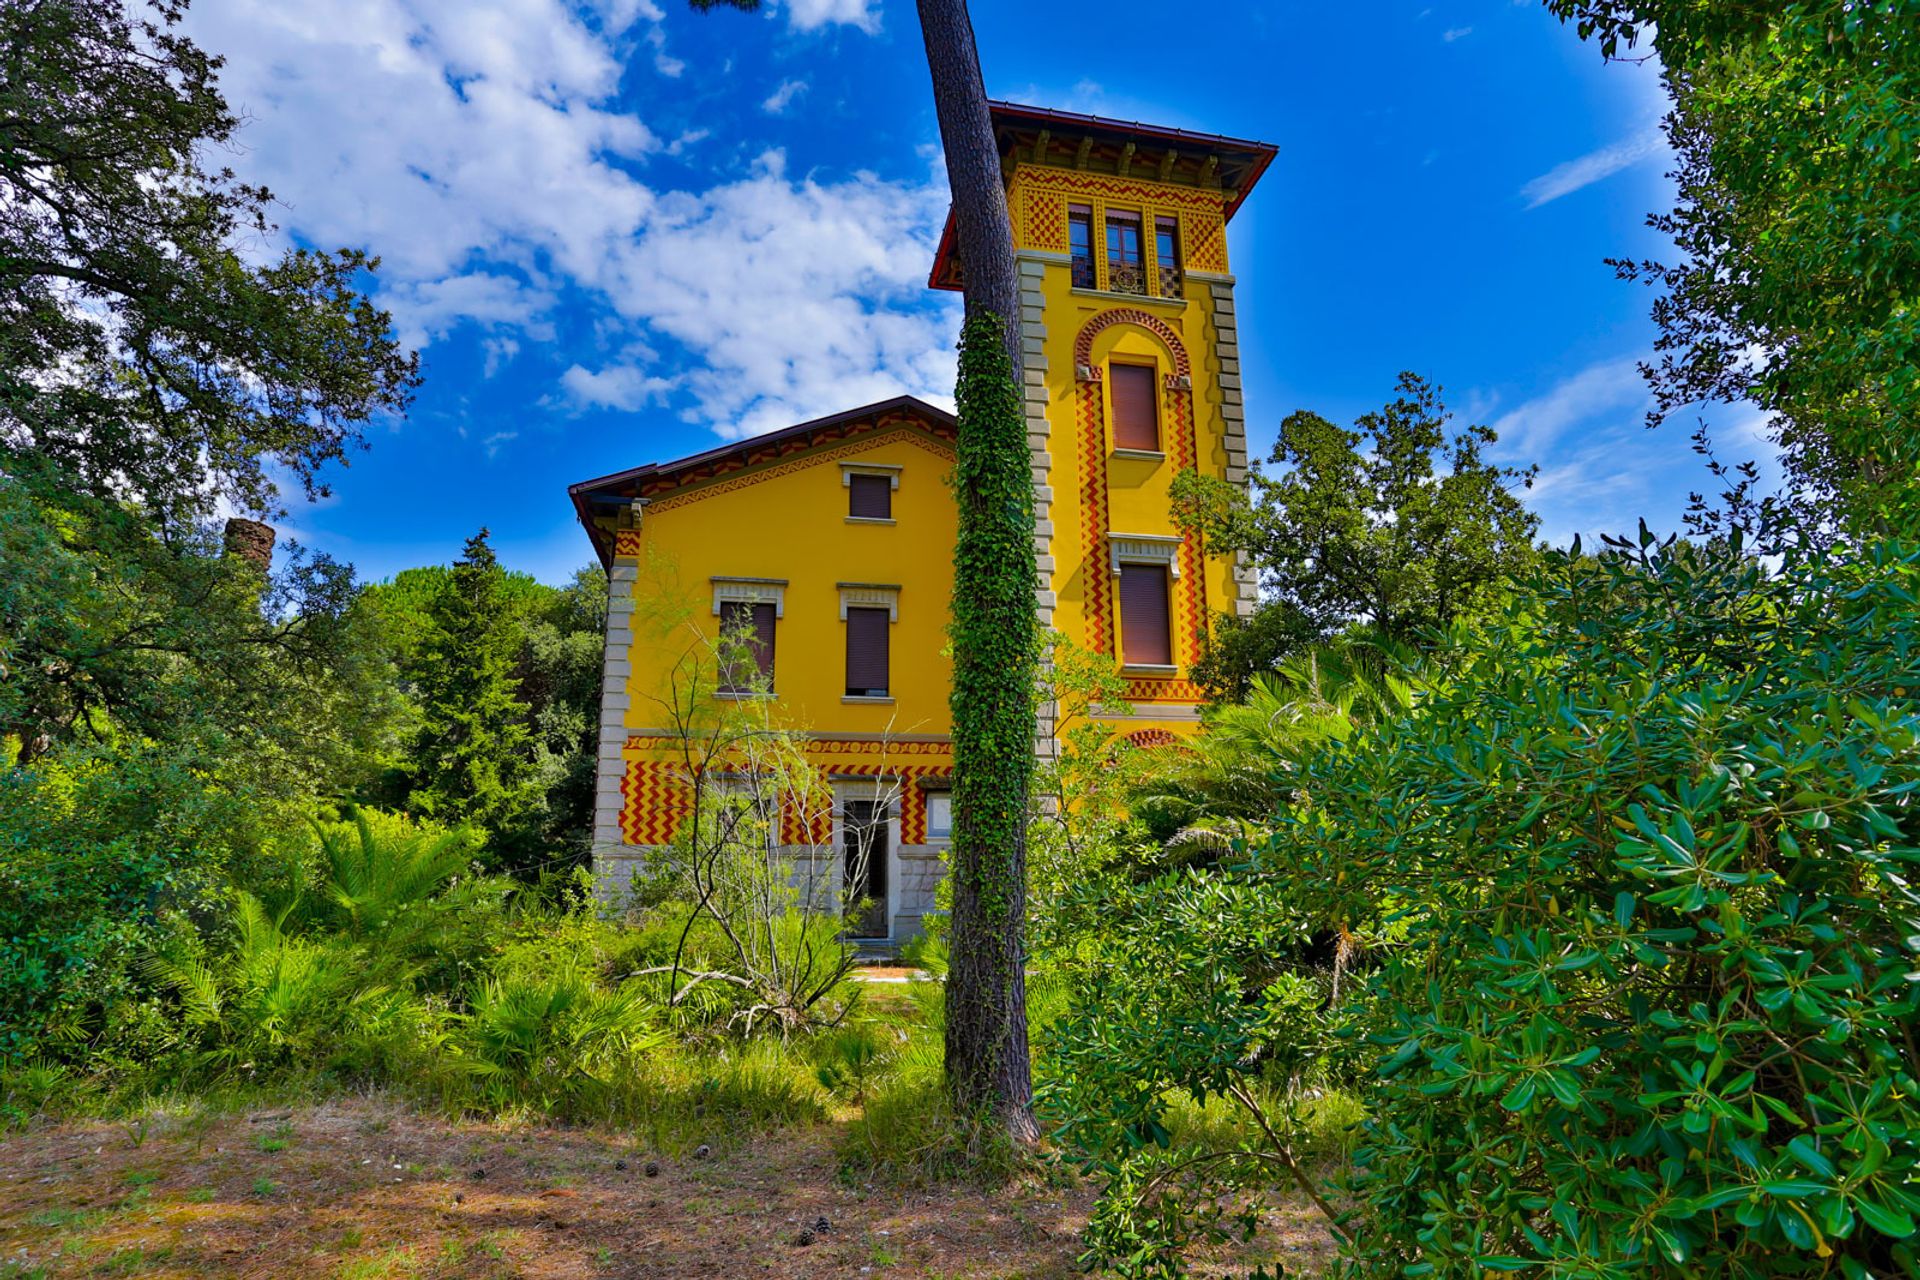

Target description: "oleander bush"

left=1050, top=531, right=1920, bottom=1278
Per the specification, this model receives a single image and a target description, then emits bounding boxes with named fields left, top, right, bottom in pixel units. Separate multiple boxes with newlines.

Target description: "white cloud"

left=383, top=272, right=557, bottom=349
left=664, top=128, right=712, bottom=156
left=183, top=0, right=953, bottom=443
left=1482, top=354, right=1787, bottom=546
left=783, top=0, right=881, bottom=33
left=605, top=149, right=958, bottom=436
left=481, top=336, right=521, bottom=377
left=761, top=78, right=809, bottom=115
left=1520, top=124, right=1665, bottom=207
left=482, top=430, right=519, bottom=458
left=1490, top=355, right=1648, bottom=460
left=1442, top=26, right=1472, bottom=41
left=186, top=0, right=656, bottom=301
left=561, top=362, right=676, bottom=411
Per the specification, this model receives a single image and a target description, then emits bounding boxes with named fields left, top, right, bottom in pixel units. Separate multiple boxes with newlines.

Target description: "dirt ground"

left=0, top=1098, right=1337, bottom=1279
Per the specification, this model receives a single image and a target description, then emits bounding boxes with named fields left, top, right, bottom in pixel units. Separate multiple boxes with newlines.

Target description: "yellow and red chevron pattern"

left=618, top=759, right=693, bottom=845
left=1125, top=727, right=1182, bottom=748
left=1165, top=387, right=1209, bottom=662
left=1015, top=165, right=1227, bottom=220
left=1019, top=187, right=1070, bottom=254
left=1184, top=208, right=1227, bottom=274
left=1124, top=676, right=1208, bottom=703
left=1077, top=374, right=1115, bottom=656
left=617, top=736, right=953, bottom=849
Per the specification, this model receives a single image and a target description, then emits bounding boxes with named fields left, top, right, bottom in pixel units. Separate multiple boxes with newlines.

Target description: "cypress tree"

left=409, top=529, right=535, bottom=856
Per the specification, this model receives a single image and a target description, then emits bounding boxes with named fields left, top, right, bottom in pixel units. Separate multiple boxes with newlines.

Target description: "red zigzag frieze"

left=620, top=740, right=953, bottom=849
left=1167, top=386, right=1208, bottom=663
left=1078, top=375, right=1114, bottom=656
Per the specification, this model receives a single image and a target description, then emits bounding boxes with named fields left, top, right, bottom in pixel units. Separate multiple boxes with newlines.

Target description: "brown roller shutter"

left=848, top=473, right=892, bottom=519
left=845, top=606, right=891, bottom=696
left=1118, top=563, right=1173, bottom=666
left=1110, top=363, right=1160, bottom=451
left=751, top=603, right=776, bottom=679
left=718, top=599, right=776, bottom=692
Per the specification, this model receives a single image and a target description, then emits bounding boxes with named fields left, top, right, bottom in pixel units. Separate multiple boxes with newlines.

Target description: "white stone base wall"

left=592, top=842, right=949, bottom=949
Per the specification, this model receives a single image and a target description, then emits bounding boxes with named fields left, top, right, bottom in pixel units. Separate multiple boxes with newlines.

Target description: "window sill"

left=714, top=690, right=775, bottom=701
left=845, top=516, right=896, bottom=526
left=1120, top=664, right=1179, bottom=677
left=842, top=695, right=896, bottom=704
left=1071, top=287, right=1187, bottom=310
left=1110, top=448, right=1166, bottom=462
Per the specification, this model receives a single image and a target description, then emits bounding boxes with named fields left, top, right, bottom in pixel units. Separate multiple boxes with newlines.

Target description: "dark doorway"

left=842, top=799, right=890, bottom=939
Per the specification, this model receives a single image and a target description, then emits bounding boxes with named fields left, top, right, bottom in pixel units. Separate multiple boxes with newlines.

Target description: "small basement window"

left=925, top=792, right=953, bottom=843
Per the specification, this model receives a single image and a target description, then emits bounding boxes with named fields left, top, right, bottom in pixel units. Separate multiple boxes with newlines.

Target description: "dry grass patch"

left=0, top=1095, right=1336, bottom=1278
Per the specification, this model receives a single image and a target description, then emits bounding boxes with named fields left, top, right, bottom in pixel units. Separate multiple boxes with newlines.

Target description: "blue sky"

left=184, top=0, right=1775, bottom=585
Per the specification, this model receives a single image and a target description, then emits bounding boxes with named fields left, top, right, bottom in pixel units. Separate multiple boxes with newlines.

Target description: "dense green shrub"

left=1054, top=533, right=1920, bottom=1277
left=0, top=745, right=280, bottom=1066
left=1307, top=534, right=1920, bottom=1277
left=459, top=960, right=663, bottom=1113
left=1041, top=868, right=1349, bottom=1276
left=146, top=893, right=443, bottom=1082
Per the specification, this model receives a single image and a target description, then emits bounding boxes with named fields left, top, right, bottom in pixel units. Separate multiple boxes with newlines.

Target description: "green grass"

left=335, top=1246, right=417, bottom=1279
left=26, top=1206, right=108, bottom=1231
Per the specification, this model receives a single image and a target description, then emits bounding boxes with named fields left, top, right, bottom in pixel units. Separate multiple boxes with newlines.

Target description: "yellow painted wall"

left=1007, top=160, right=1244, bottom=730
left=617, top=426, right=957, bottom=741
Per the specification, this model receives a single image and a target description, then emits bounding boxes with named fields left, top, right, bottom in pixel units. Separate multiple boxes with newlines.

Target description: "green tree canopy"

left=363, top=536, right=604, bottom=873
left=0, top=0, right=418, bottom=527
left=1545, top=0, right=1920, bottom=531
left=1172, top=372, right=1540, bottom=699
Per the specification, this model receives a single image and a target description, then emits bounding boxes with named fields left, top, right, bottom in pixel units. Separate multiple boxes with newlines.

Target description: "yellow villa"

left=569, top=101, right=1273, bottom=945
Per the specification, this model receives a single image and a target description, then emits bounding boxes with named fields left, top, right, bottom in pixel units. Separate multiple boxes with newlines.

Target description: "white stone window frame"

left=837, top=582, right=901, bottom=622
left=1109, top=533, right=1183, bottom=579
left=839, top=461, right=903, bottom=490
left=841, top=461, right=902, bottom=525
left=710, top=576, right=787, bottom=618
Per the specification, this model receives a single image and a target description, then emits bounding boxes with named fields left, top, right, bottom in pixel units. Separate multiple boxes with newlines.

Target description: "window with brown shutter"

left=845, top=607, right=890, bottom=697
left=848, top=472, right=892, bottom=520
left=1110, top=363, right=1160, bottom=452
left=1118, top=563, right=1173, bottom=667
left=718, top=600, right=776, bottom=693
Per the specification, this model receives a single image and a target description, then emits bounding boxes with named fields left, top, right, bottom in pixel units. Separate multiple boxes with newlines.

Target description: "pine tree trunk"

left=916, top=0, right=1021, bottom=363
left=915, top=0, right=1038, bottom=1143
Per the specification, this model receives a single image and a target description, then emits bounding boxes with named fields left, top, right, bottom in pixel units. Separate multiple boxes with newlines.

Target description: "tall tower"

left=930, top=103, right=1275, bottom=757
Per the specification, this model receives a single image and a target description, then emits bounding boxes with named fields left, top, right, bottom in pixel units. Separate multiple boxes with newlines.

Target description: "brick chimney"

left=222, top=518, right=276, bottom=573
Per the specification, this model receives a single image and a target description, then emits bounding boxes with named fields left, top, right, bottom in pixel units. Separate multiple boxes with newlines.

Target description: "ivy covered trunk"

left=944, top=312, right=1039, bottom=1140
left=915, top=0, right=1039, bottom=1139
